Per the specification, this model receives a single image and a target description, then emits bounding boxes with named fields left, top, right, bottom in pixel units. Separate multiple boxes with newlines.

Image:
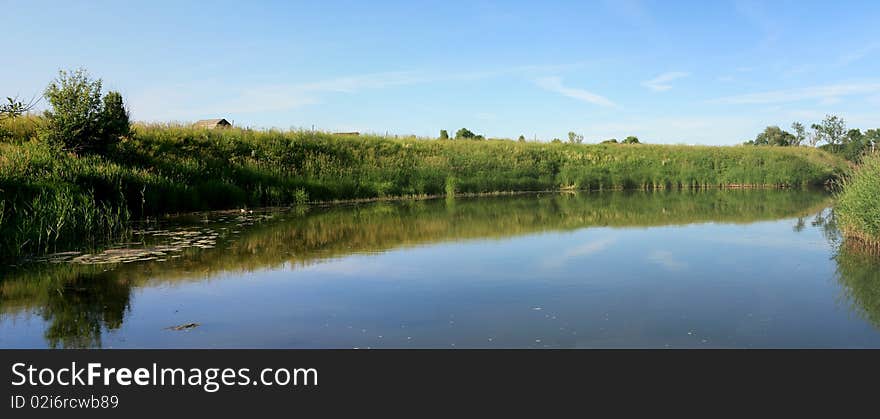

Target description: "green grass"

left=835, top=152, right=880, bottom=249
left=0, top=119, right=849, bottom=260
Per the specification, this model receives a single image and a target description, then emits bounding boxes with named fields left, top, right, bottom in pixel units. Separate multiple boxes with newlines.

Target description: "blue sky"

left=4, top=0, right=880, bottom=144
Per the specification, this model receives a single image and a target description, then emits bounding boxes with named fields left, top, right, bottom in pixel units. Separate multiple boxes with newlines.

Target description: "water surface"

left=2, top=189, right=880, bottom=348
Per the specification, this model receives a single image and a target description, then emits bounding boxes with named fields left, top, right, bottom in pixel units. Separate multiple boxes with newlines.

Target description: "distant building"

left=194, top=118, right=232, bottom=129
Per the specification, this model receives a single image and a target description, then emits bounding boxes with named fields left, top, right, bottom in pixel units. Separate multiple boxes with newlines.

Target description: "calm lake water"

left=2, top=190, right=880, bottom=348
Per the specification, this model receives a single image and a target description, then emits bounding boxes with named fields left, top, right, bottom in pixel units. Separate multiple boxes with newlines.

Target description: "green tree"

left=601, top=138, right=618, bottom=144
left=518, top=135, right=526, bottom=142
left=567, top=131, right=583, bottom=144
left=808, top=123, right=823, bottom=147
left=842, top=128, right=870, bottom=161
left=439, top=129, right=449, bottom=140
left=865, top=129, right=880, bottom=154
left=100, top=91, right=130, bottom=143
left=42, top=69, right=128, bottom=154
left=818, top=115, right=847, bottom=152
left=623, top=136, right=640, bottom=144
left=751, top=126, right=795, bottom=146
left=455, top=128, right=476, bottom=140
left=791, top=122, right=806, bottom=146
left=42, top=69, right=104, bottom=152
left=550, top=138, right=562, bottom=143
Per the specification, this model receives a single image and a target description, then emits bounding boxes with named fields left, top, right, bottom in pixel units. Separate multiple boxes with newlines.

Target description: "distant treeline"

left=744, top=115, right=879, bottom=162
left=0, top=69, right=849, bottom=260
left=440, top=128, right=641, bottom=145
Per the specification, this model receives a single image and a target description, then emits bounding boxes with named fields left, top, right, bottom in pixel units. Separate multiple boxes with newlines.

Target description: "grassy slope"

left=1, top=121, right=849, bottom=259
left=835, top=153, right=880, bottom=248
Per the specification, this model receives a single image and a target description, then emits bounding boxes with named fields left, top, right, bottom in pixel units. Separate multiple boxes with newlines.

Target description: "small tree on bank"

left=439, top=129, right=449, bottom=140
left=454, top=128, right=484, bottom=140
left=749, top=126, right=796, bottom=146
left=819, top=115, right=846, bottom=152
left=42, top=68, right=130, bottom=154
left=101, top=91, right=130, bottom=140
left=791, top=122, right=806, bottom=146
left=455, top=128, right=475, bottom=139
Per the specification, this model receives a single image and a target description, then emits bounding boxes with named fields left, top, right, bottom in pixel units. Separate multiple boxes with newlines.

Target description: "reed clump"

left=835, top=153, right=880, bottom=250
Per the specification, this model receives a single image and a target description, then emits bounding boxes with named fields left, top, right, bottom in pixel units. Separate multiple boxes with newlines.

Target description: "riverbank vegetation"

left=0, top=70, right=850, bottom=260
left=745, top=115, right=879, bottom=162
left=835, top=153, right=880, bottom=250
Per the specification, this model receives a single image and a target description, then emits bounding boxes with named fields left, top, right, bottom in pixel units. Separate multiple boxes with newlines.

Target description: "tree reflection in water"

left=798, top=208, right=880, bottom=329
left=42, top=271, right=132, bottom=348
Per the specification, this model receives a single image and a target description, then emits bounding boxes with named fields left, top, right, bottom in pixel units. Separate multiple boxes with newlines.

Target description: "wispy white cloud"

left=642, top=71, right=690, bottom=92
left=295, top=72, right=427, bottom=92
left=838, top=43, right=880, bottom=67
left=130, top=64, right=593, bottom=121
left=129, top=73, right=423, bottom=120
left=818, top=96, right=842, bottom=106
left=602, top=0, right=652, bottom=27
left=717, top=67, right=752, bottom=83
left=734, top=0, right=781, bottom=47
left=710, top=82, right=880, bottom=105
left=535, top=77, right=618, bottom=108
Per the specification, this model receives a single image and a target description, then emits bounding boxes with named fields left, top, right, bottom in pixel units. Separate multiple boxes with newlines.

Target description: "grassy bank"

left=1, top=120, right=848, bottom=259
left=835, top=153, right=880, bottom=250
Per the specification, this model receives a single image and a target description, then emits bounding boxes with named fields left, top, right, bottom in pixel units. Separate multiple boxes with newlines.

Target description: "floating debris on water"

left=24, top=209, right=282, bottom=267
left=165, top=322, right=200, bottom=331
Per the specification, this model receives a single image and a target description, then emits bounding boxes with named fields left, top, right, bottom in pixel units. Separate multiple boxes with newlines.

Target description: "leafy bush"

left=41, top=69, right=130, bottom=154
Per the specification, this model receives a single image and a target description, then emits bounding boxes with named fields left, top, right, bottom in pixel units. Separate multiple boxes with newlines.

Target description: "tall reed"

left=835, top=153, right=880, bottom=250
